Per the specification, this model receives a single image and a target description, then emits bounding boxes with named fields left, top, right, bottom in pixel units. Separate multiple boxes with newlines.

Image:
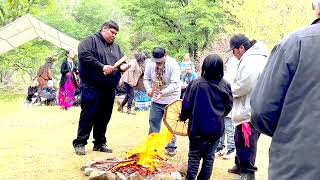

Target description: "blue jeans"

left=149, top=102, right=176, bottom=148
left=186, top=137, right=219, bottom=180
left=217, top=117, right=235, bottom=150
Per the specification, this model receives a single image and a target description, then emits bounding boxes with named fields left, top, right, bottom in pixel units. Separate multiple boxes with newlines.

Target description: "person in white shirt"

left=143, top=47, right=181, bottom=156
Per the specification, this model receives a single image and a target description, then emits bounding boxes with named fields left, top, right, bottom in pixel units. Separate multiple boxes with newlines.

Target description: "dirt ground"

left=0, top=100, right=271, bottom=180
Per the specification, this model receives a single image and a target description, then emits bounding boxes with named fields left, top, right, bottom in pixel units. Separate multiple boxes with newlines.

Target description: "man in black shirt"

left=72, top=20, right=129, bottom=155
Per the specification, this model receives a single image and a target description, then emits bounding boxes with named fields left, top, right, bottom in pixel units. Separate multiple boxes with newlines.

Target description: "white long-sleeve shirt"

left=143, top=56, right=181, bottom=105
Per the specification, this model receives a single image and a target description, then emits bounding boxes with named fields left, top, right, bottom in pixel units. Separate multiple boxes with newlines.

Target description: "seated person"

left=41, top=80, right=57, bottom=106
left=73, top=86, right=81, bottom=106
left=26, top=78, right=40, bottom=104
left=181, top=65, right=198, bottom=98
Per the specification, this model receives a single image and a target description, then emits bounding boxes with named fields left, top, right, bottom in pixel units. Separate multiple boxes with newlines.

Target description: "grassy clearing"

left=0, top=96, right=271, bottom=180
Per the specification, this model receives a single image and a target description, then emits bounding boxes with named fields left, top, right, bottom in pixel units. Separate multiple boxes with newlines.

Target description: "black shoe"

left=93, top=144, right=113, bottom=153
left=74, top=145, right=86, bottom=155
left=228, top=165, right=241, bottom=175
left=238, top=173, right=255, bottom=180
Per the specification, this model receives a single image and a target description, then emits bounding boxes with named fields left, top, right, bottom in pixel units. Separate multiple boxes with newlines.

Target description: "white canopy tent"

left=0, top=14, right=79, bottom=54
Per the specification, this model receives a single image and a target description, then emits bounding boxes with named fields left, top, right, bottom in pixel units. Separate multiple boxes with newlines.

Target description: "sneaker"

left=165, top=147, right=177, bottom=157
left=215, top=147, right=226, bottom=156
left=74, top=145, right=86, bottom=155
left=228, top=165, right=241, bottom=175
left=93, top=144, right=113, bottom=153
left=215, top=147, right=223, bottom=153
left=223, top=149, right=236, bottom=159
left=238, top=173, right=255, bottom=180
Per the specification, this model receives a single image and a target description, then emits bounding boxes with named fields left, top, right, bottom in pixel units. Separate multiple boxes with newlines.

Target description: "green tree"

left=35, top=0, right=131, bottom=51
left=0, top=0, right=130, bottom=90
left=0, top=0, right=49, bottom=26
left=221, top=0, right=314, bottom=48
left=121, top=0, right=230, bottom=63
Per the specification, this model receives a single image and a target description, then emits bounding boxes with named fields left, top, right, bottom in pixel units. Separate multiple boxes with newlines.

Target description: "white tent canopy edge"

left=0, top=14, right=79, bottom=55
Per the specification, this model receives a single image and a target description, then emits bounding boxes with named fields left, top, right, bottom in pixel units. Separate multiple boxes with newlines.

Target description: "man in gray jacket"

left=251, top=1, right=320, bottom=179
left=227, top=34, right=269, bottom=180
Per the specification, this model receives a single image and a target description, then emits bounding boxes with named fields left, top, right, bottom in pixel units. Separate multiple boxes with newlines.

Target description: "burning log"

left=82, top=129, right=186, bottom=179
left=83, top=157, right=185, bottom=179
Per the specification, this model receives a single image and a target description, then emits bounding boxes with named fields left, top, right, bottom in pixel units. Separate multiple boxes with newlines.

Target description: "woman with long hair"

left=36, top=57, right=54, bottom=98
left=58, top=49, right=78, bottom=110
left=37, top=57, right=54, bottom=89
left=118, top=52, right=146, bottom=114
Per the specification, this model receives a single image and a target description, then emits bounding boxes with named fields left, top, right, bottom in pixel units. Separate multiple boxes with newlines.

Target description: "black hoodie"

left=78, top=32, right=124, bottom=90
left=181, top=77, right=233, bottom=139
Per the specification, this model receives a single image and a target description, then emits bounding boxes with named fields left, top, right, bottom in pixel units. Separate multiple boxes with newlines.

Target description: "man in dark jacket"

left=250, top=1, right=320, bottom=179
left=72, top=20, right=129, bottom=155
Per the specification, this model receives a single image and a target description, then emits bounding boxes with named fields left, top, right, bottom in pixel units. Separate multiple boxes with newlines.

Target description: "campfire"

left=82, top=129, right=186, bottom=180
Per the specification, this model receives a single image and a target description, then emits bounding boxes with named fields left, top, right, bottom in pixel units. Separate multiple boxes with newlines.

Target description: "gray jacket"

left=231, top=41, right=269, bottom=126
left=251, top=19, right=320, bottom=180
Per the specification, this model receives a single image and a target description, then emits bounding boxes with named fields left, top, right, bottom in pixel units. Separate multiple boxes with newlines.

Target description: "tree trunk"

left=188, top=42, right=199, bottom=72
left=3, top=69, right=16, bottom=86
left=202, top=29, right=209, bottom=50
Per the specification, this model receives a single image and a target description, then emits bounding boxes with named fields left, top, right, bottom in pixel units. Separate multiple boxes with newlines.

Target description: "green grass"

left=0, top=97, right=271, bottom=180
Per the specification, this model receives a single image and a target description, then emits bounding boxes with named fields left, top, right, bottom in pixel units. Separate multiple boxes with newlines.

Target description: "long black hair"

left=201, top=54, right=224, bottom=81
left=37, top=57, right=54, bottom=76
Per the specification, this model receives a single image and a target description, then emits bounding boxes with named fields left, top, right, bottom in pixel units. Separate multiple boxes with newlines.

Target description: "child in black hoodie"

left=180, top=54, right=233, bottom=180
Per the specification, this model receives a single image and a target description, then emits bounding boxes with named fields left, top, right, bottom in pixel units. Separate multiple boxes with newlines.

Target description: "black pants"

left=234, top=123, right=260, bottom=173
left=73, top=86, right=115, bottom=146
left=121, top=82, right=134, bottom=109
left=186, top=137, right=219, bottom=180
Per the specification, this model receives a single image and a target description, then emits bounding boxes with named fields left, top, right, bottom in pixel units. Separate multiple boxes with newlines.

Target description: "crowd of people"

left=23, top=1, right=320, bottom=179
left=25, top=57, right=56, bottom=106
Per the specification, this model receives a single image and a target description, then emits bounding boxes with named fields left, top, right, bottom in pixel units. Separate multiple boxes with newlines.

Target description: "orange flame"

left=126, top=128, right=173, bottom=170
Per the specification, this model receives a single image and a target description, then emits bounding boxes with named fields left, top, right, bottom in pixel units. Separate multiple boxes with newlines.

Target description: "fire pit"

left=81, top=129, right=187, bottom=180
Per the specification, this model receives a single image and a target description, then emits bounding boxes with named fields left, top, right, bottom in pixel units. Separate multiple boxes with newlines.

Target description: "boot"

left=228, top=165, right=241, bottom=175
left=127, top=108, right=136, bottom=115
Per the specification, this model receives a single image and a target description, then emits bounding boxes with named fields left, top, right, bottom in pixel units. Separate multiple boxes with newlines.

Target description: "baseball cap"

left=151, top=47, right=166, bottom=63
